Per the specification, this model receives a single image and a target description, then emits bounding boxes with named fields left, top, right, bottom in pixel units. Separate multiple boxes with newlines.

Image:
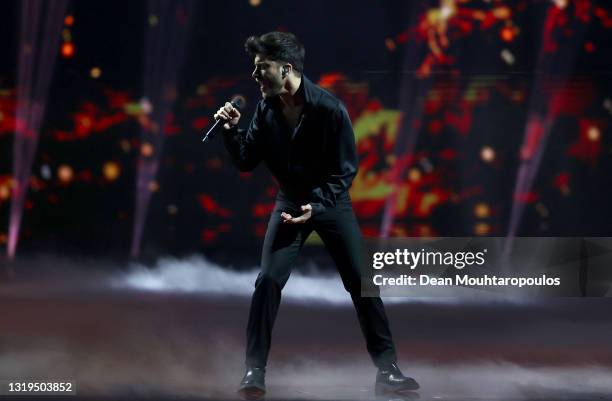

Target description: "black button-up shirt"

left=223, top=76, right=358, bottom=216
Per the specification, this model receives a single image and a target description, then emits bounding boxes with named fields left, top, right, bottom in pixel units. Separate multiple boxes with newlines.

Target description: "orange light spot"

left=408, top=168, right=422, bottom=182
left=500, top=26, right=515, bottom=42
left=61, top=42, right=75, bottom=58
left=587, top=126, right=601, bottom=141
left=474, top=202, right=490, bottom=218
left=385, top=38, right=396, bottom=51
left=148, top=181, right=159, bottom=192
left=64, top=15, right=74, bottom=26
left=79, top=116, right=91, bottom=128
left=0, top=185, right=10, bottom=200
left=103, top=162, right=121, bottom=181
left=141, top=142, right=154, bottom=157
left=90, top=67, right=102, bottom=79
left=474, top=223, right=490, bottom=236
left=57, top=165, right=74, bottom=183
left=481, top=146, right=496, bottom=163
left=492, top=6, right=512, bottom=19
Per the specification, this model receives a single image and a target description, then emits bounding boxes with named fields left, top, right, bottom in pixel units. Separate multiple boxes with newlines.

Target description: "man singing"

left=214, top=31, right=419, bottom=400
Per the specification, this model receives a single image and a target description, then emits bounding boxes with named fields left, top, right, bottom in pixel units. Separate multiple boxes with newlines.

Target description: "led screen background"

left=0, top=0, right=611, bottom=263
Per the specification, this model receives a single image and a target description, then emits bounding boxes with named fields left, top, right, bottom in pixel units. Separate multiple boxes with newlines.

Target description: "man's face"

left=252, top=55, right=284, bottom=98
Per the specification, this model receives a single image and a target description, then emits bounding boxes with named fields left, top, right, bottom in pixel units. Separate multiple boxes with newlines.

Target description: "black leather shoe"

left=375, top=363, right=419, bottom=395
left=238, top=367, right=266, bottom=400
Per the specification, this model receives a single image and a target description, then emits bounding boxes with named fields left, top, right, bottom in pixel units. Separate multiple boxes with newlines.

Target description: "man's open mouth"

left=257, top=80, right=269, bottom=92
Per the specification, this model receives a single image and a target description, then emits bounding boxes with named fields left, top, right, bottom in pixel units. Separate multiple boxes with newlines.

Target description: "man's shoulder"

left=309, top=83, right=343, bottom=114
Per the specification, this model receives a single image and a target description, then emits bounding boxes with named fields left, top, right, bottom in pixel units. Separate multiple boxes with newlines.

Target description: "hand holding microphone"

left=214, top=101, right=242, bottom=129
left=202, top=97, right=244, bottom=143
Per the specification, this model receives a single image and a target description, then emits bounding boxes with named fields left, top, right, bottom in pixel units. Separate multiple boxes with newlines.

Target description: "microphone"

left=202, top=97, right=244, bottom=143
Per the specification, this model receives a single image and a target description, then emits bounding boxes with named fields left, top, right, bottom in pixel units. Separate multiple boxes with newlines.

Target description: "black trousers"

left=245, top=191, right=397, bottom=368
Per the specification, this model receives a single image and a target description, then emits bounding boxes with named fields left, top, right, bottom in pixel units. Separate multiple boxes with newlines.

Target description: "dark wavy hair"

left=245, top=32, right=305, bottom=74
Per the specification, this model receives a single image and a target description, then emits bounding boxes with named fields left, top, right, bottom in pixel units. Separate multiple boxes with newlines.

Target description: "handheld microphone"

left=202, top=97, right=244, bottom=143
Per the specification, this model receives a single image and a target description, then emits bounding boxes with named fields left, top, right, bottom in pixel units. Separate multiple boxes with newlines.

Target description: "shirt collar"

left=265, top=74, right=319, bottom=110
left=301, top=75, right=318, bottom=108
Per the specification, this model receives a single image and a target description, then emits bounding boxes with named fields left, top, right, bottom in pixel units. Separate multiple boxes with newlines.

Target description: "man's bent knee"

left=254, top=272, right=284, bottom=291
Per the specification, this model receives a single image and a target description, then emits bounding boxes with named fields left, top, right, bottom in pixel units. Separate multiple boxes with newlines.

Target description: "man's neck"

left=279, top=75, right=303, bottom=109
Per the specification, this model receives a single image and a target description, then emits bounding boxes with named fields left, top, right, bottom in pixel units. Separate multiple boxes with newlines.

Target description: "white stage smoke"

left=111, top=255, right=529, bottom=305
left=112, top=255, right=352, bottom=305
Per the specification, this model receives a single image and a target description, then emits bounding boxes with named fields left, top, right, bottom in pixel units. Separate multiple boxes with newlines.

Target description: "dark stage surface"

left=1, top=258, right=611, bottom=401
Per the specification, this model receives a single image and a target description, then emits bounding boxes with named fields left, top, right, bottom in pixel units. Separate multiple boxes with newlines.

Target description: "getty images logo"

left=372, top=248, right=488, bottom=270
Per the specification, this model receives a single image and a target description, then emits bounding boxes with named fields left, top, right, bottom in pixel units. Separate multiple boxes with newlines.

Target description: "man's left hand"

left=281, top=204, right=312, bottom=224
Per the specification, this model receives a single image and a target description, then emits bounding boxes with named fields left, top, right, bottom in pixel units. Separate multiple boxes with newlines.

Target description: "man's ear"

left=282, top=64, right=294, bottom=78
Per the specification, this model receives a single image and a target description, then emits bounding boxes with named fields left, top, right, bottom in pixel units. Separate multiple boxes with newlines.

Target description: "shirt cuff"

left=222, top=124, right=239, bottom=134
